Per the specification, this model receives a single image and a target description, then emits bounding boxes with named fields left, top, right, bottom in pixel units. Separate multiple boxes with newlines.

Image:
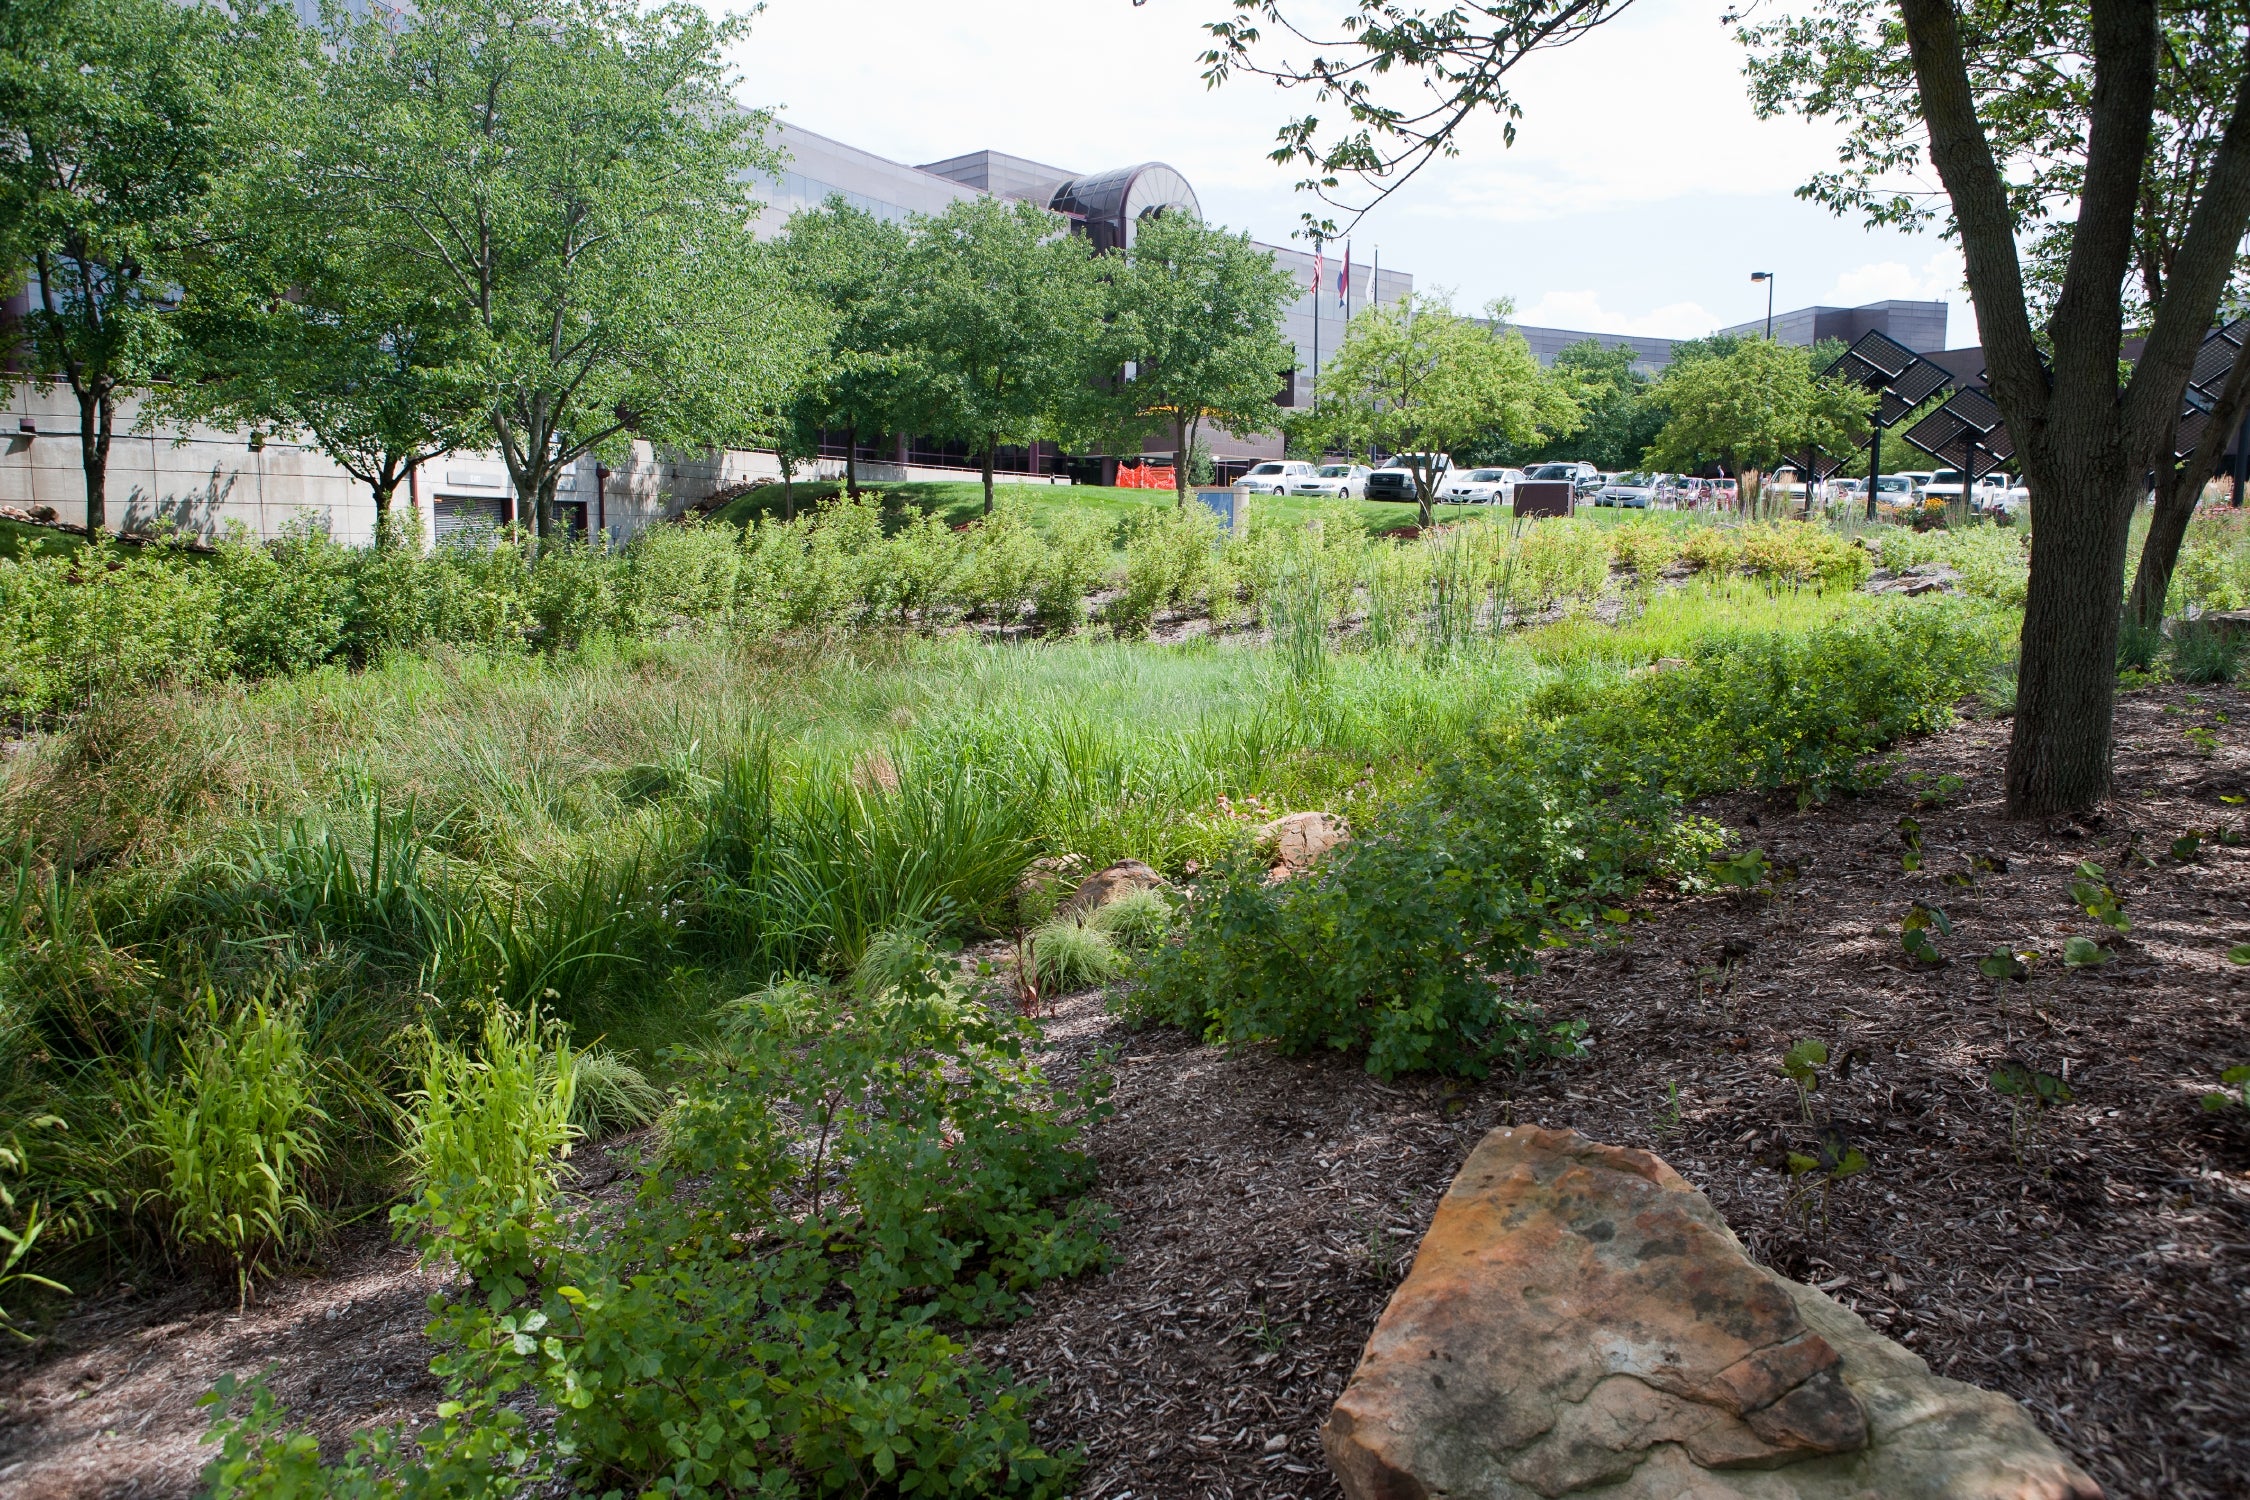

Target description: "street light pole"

left=1751, top=271, right=1774, bottom=339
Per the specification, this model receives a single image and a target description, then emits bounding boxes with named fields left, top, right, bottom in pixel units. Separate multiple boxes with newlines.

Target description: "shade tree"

left=1645, top=338, right=1873, bottom=511
left=1100, top=211, right=1298, bottom=507
left=893, top=197, right=1106, bottom=514
left=1315, top=294, right=1579, bottom=527
left=307, top=0, right=818, bottom=540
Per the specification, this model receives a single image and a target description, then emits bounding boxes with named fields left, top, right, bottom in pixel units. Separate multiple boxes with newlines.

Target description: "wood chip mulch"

left=998, top=681, right=2250, bottom=1500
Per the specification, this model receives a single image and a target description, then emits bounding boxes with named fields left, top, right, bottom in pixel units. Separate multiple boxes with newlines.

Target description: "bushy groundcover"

left=1131, top=602, right=2004, bottom=1077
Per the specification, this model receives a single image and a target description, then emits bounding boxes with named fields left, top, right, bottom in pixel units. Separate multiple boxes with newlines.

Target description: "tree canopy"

left=893, top=197, right=1105, bottom=513
left=1316, top=294, right=1579, bottom=526
left=1103, top=212, right=1298, bottom=506
left=0, top=0, right=286, bottom=530
left=307, top=0, right=818, bottom=539
left=1645, top=338, right=1873, bottom=502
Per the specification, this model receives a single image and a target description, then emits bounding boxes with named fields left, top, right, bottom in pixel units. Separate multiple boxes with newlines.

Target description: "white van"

left=1236, top=460, right=1317, bottom=495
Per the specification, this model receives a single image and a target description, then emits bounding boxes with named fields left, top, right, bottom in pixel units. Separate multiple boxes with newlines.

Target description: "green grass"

left=0, top=517, right=88, bottom=561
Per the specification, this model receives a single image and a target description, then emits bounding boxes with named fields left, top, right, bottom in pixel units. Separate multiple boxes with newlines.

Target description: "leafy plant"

left=1784, top=1126, right=1868, bottom=1232
left=0, top=1118, right=71, bottom=1337
left=1707, top=846, right=1772, bottom=893
left=2171, top=621, right=2242, bottom=684
left=1899, top=902, right=1951, bottom=964
left=1978, top=946, right=2035, bottom=981
left=1027, top=916, right=1122, bottom=993
left=1988, top=1057, right=2073, bottom=1163
left=2063, top=934, right=2109, bottom=967
left=2229, top=943, right=2250, bottom=965
left=1896, top=814, right=1923, bottom=872
left=1085, top=886, right=1173, bottom=950
left=2170, top=832, right=2203, bottom=863
left=2184, top=724, right=2220, bottom=757
left=2201, top=1065, right=2250, bottom=1114
left=2068, top=861, right=2130, bottom=935
left=129, top=994, right=329, bottom=1307
left=1779, top=1039, right=1830, bottom=1123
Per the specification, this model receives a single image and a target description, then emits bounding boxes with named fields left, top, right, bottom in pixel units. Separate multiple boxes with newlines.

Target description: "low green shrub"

left=1086, top=886, right=1173, bottom=949
left=2172, top=621, right=2242, bottom=684
left=206, top=939, right=1108, bottom=1499
left=128, top=994, right=328, bottom=1304
left=1132, top=604, right=2002, bottom=1077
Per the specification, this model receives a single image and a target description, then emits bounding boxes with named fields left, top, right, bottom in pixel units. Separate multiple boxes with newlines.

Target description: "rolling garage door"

left=433, top=495, right=506, bottom=543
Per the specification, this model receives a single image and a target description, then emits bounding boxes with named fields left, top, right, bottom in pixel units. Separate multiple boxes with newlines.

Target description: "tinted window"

left=1247, top=464, right=1283, bottom=475
left=1317, top=466, right=1350, bottom=477
left=1469, top=470, right=1505, bottom=481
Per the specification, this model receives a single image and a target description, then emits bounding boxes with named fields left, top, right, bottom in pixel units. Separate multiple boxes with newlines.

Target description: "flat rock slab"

left=1324, top=1126, right=2102, bottom=1499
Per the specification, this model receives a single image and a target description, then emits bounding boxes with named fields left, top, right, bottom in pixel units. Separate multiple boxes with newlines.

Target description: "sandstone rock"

left=1013, top=854, right=1088, bottom=923
left=1058, top=858, right=1164, bottom=919
left=1256, top=811, right=1349, bottom=879
left=1323, top=1126, right=2101, bottom=1500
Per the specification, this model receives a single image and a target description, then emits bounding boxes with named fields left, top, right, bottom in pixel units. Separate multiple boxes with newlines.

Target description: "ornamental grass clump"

left=129, top=993, right=328, bottom=1306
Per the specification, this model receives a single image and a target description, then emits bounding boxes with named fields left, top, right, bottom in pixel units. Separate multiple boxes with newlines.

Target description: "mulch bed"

left=998, top=681, right=2250, bottom=1500
left=2, top=684, right=2244, bottom=1499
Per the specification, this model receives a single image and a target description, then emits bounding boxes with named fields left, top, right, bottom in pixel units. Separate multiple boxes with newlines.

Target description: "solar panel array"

left=1900, top=316, right=2250, bottom=479
left=1814, top=331, right=1955, bottom=479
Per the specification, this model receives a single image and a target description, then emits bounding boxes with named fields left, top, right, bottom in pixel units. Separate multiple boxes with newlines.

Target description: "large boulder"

left=1323, top=1126, right=2102, bottom=1500
left=1256, top=811, right=1349, bottom=879
left=1057, top=858, right=1165, bottom=920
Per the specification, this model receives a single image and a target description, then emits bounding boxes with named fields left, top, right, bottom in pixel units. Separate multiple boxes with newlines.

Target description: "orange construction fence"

left=1115, top=462, right=1178, bottom=491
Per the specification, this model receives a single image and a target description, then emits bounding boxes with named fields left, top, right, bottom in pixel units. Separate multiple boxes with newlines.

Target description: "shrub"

left=1507, top=518, right=1610, bottom=611
left=216, top=940, right=1107, bottom=1499
left=1679, top=526, right=1741, bottom=575
left=1609, top=520, right=1681, bottom=580
left=1133, top=605, right=2001, bottom=1077
left=129, top=994, right=328, bottom=1304
left=564, top=1047, right=663, bottom=1140
left=2172, top=621, right=2242, bottom=684
left=526, top=536, right=618, bottom=651
left=960, top=503, right=1046, bottom=624
left=1735, top=522, right=1869, bottom=589
left=1109, top=506, right=1219, bottom=637
left=1033, top=509, right=1112, bottom=633
left=215, top=520, right=352, bottom=677
left=1086, top=886, right=1172, bottom=949
left=0, top=541, right=225, bottom=714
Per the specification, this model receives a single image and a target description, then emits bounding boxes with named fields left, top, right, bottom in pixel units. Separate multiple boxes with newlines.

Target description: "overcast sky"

left=725, top=0, right=1978, bottom=349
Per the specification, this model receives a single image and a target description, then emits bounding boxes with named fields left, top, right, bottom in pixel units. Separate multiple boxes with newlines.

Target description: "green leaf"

left=1781, top=1039, right=1828, bottom=1086
left=2228, top=944, right=2250, bottom=965
left=2063, top=935, right=2107, bottom=967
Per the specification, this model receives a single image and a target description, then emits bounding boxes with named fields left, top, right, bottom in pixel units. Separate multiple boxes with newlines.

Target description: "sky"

left=724, top=0, right=1978, bottom=349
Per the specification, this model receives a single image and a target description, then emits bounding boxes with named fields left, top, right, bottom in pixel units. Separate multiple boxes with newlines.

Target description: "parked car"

left=1713, top=477, right=1739, bottom=506
left=1237, top=460, right=1317, bottom=495
left=1289, top=462, right=1372, bottom=499
left=1870, top=474, right=1923, bottom=509
left=1925, top=469, right=1974, bottom=503
left=1366, top=454, right=1452, bottom=503
left=1596, top=471, right=1664, bottom=508
left=1525, top=461, right=1600, bottom=498
left=1444, top=466, right=1523, bottom=504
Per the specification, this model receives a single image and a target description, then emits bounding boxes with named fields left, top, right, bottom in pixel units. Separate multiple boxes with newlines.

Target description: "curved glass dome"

left=1048, top=163, right=1201, bottom=252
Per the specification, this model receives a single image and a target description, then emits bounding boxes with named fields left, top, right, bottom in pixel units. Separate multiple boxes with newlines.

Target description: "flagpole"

left=1311, top=238, right=1323, bottom=413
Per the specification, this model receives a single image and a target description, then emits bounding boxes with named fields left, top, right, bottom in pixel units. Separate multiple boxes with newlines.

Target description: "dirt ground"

left=2, top=682, right=2245, bottom=1500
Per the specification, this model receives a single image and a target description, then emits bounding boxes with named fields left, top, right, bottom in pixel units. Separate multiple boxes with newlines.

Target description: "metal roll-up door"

left=434, top=495, right=506, bottom=543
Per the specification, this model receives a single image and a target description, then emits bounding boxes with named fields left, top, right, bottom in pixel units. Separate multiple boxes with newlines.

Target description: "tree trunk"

left=1416, top=462, right=1434, bottom=529
left=77, top=387, right=111, bottom=535
left=845, top=421, right=859, bottom=501
left=2004, top=449, right=2137, bottom=815
left=1174, top=414, right=1190, bottom=509
left=780, top=451, right=797, bottom=523
left=2127, top=345, right=2250, bottom=626
left=982, top=438, right=996, bottom=515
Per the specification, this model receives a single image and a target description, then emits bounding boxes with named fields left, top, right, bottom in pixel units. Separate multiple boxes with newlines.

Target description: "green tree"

left=894, top=197, right=1105, bottom=514
left=1485, top=337, right=1665, bottom=472
left=0, top=0, right=279, bottom=532
left=769, top=200, right=908, bottom=502
left=1740, top=0, right=2250, bottom=627
left=157, top=166, right=485, bottom=539
left=1199, top=0, right=2250, bottom=816
left=310, top=0, right=815, bottom=540
left=1103, top=212, right=1297, bottom=507
left=1645, top=338, right=1872, bottom=508
left=1317, top=293, right=1579, bottom=526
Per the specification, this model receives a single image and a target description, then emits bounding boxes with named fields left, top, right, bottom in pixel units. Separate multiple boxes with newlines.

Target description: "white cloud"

left=1515, top=291, right=1721, bottom=339
left=1823, top=249, right=1964, bottom=305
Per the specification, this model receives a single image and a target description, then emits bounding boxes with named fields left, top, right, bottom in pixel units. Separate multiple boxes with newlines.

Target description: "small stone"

left=1264, top=1433, right=1291, bottom=1453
